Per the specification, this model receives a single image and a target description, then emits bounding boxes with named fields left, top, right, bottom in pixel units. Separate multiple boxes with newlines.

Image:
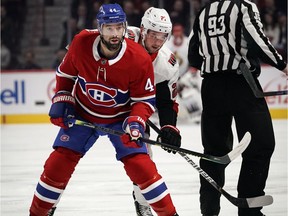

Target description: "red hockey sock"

left=29, top=147, right=81, bottom=216
left=122, top=154, right=176, bottom=216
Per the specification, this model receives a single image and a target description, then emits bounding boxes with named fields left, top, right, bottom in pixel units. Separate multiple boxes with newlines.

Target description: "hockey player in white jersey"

left=165, top=24, right=202, bottom=123
left=126, top=7, right=182, bottom=216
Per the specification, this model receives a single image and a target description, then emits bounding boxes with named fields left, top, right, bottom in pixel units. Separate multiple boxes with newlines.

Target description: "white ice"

left=1, top=120, right=287, bottom=215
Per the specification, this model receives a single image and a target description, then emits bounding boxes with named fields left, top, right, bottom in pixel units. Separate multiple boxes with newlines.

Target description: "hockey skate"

left=133, top=191, right=154, bottom=216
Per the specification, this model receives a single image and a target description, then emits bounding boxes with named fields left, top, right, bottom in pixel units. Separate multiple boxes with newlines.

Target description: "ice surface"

left=1, top=120, right=287, bottom=215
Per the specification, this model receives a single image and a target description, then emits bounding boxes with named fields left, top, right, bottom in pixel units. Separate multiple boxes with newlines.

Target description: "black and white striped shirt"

left=188, top=0, right=286, bottom=75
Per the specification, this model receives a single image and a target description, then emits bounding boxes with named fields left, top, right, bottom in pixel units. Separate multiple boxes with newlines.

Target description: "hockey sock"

left=122, top=154, right=176, bottom=216
left=29, top=147, right=81, bottom=216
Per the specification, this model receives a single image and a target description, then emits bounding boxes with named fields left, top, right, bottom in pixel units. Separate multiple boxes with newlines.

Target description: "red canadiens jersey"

left=56, top=29, right=156, bottom=124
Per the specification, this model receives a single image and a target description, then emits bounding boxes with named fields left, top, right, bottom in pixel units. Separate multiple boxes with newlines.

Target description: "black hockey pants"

left=199, top=73, right=275, bottom=216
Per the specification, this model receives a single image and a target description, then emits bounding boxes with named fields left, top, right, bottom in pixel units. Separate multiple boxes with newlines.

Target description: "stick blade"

left=226, top=132, right=251, bottom=162
left=206, top=132, right=251, bottom=164
left=246, top=195, right=273, bottom=208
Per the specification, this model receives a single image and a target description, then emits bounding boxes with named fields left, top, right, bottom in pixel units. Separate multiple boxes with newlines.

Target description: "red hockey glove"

left=48, top=91, right=75, bottom=129
left=157, top=125, right=181, bottom=154
left=121, top=116, right=145, bottom=148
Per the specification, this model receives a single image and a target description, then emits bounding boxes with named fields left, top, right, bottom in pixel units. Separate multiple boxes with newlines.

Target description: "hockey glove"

left=49, top=91, right=75, bottom=129
left=121, top=116, right=145, bottom=148
left=157, top=125, right=181, bottom=154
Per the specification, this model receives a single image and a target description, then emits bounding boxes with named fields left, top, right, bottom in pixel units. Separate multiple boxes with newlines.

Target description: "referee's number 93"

left=208, top=15, right=226, bottom=36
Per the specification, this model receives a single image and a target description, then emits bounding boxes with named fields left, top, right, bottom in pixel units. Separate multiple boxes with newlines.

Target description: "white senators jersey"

left=126, top=26, right=179, bottom=101
left=126, top=26, right=180, bottom=126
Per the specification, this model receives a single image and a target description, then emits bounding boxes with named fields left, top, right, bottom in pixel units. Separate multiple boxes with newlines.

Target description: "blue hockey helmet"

left=96, top=3, right=127, bottom=28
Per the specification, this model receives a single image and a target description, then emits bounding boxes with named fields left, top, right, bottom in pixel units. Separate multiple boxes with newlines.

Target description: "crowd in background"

left=1, top=0, right=27, bottom=69
left=1, top=0, right=287, bottom=70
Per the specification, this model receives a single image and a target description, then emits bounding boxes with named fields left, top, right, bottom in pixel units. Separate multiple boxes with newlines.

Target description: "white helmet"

left=141, top=7, right=172, bottom=42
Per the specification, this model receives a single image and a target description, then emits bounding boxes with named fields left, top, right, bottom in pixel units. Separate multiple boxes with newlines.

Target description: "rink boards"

left=1, top=66, right=287, bottom=124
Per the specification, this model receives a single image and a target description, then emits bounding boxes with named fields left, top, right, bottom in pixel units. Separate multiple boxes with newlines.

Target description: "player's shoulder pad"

left=68, top=29, right=99, bottom=51
left=125, top=38, right=151, bottom=63
left=74, top=29, right=99, bottom=40
left=158, top=45, right=179, bottom=69
left=153, top=45, right=179, bottom=81
left=126, top=26, right=140, bottom=42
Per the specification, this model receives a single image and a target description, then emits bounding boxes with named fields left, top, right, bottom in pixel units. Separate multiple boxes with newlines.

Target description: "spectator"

left=275, top=12, right=287, bottom=60
left=140, top=0, right=152, bottom=14
left=21, top=50, right=42, bottom=70
left=72, top=3, right=92, bottom=30
left=75, top=3, right=86, bottom=30
left=263, top=12, right=280, bottom=46
left=190, top=0, right=202, bottom=26
left=1, top=5, right=15, bottom=53
left=59, top=18, right=81, bottom=50
left=166, top=23, right=189, bottom=76
left=274, top=0, right=287, bottom=14
left=70, top=0, right=94, bottom=20
left=1, top=1, right=26, bottom=56
left=1, top=39, right=11, bottom=70
left=260, top=0, right=278, bottom=22
left=52, top=49, right=67, bottom=69
left=169, top=0, right=190, bottom=35
left=123, top=0, right=142, bottom=27
left=90, top=1, right=102, bottom=20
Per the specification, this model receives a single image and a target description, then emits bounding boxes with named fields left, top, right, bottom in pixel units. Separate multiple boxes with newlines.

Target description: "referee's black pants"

left=199, top=73, right=275, bottom=216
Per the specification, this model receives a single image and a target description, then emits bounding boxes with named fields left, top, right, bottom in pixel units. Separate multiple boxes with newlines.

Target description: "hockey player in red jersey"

left=126, top=7, right=182, bottom=216
left=29, top=4, right=179, bottom=216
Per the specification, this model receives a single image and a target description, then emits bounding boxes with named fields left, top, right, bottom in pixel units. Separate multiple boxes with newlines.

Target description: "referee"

left=188, top=0, right=287, bottom=216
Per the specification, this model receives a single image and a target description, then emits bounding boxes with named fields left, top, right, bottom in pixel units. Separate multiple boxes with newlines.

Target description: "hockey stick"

left=146, top=119, right=251, bottom=164
left=146, top=120, right=273, bottom=208
left=240, top=63, right=288, bottom=97
left=179, top=152, right=273, bottom=208
left=69, top=119, right=246, bottom=164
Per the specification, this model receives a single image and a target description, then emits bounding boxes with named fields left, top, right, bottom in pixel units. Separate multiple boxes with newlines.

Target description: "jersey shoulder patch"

left=159, top=45, right=178, bottom=68
left=126, top=26, right=140, bottom=42
left=168, top=53, right=177, bottom=66
left=127, top=29, right=136, bottom=40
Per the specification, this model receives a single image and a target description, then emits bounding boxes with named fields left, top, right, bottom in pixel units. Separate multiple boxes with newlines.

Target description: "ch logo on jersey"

left=86, top=83, right=118, bottom=107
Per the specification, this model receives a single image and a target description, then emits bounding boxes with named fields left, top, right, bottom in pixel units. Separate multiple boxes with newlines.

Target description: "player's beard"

left=101, top=36, right=123, bottom=51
